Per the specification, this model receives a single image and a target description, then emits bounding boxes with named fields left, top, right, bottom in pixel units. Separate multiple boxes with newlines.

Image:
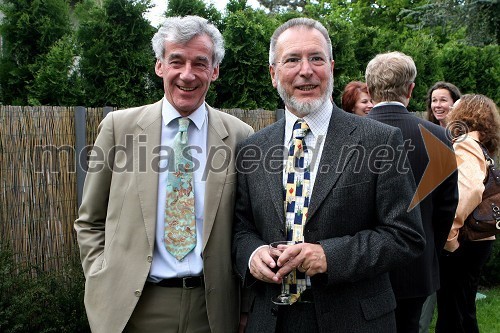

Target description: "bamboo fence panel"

left=221, top=108, right=276, bottom=131
left=86, top=107, right=107, bottom=147
left=0, top=106, right=78, bottom=275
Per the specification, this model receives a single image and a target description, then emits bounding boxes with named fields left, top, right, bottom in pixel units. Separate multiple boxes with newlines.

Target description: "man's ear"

left=407, top=82, right=415, bottom=99
left=211, top=64, right=220, bottom=82
left=155, top=60, right=163, bottom=77
left=270, top=65, right=278, bottom=88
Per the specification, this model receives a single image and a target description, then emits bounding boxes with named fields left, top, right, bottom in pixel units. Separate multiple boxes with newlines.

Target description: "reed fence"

left=4, top=106, right=486, bottom=276
left=0, top=105, right=277, bottom=275
left=1, top=106, right=79, bottom=275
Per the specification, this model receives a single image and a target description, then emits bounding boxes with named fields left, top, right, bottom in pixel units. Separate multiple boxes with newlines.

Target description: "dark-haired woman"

left=426, top=81, right=461, bottom=127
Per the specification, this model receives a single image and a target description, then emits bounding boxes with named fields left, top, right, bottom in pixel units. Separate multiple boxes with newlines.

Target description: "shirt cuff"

left=248, top=245, right=268, bottom=269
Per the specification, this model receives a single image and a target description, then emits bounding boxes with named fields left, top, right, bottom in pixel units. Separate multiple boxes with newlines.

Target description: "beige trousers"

left=124, top=283, right=210, bottom=333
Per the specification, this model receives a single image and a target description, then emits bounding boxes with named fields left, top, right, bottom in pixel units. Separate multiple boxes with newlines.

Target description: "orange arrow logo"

left=408, top=124, right=464, bottom=211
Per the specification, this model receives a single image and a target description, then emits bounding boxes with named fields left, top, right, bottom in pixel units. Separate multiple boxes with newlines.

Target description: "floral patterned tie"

left=283, top=119, right=310, bottom=303
left=164, top=117, right=196, bottom=260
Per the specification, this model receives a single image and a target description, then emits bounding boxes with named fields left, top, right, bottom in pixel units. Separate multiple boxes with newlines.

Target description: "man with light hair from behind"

left=365, top=51, right=458, bottom=333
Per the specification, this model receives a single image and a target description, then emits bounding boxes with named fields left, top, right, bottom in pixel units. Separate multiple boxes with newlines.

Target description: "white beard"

left=276, top=74, right=334, bottom=117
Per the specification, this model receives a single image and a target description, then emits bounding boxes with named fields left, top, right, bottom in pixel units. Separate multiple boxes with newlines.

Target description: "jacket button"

left=271, top=306, right=278, bottom=317
left=134, top=290, right=141, bottom=297
left=147, top=255, right=153, bottom=263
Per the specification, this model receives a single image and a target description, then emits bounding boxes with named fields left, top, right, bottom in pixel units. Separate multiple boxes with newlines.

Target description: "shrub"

left=0, top=240, right=89, bottom=333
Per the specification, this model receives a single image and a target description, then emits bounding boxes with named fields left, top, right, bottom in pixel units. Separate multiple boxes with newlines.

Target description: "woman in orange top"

left=436, top=94, right=500, bottom=333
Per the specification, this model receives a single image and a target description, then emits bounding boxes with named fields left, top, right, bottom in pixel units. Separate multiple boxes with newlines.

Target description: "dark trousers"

left=275, top=302, right=319, bottom=333
left=436, top=240, right=494, bottom=333
left=395, top=296, right=427, bottom=333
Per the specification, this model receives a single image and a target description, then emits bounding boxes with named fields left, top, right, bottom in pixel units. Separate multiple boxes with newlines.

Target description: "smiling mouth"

left=178, top=86, right=196, bottom=91
left=297, top=85, right=317, bottom=91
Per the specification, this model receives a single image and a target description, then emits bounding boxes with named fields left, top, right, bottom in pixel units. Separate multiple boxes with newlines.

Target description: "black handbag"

left=460, top=142, right=500, bottom=241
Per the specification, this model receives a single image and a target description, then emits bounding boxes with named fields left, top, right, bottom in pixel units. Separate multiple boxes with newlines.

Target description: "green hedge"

left=0, top=240, right=89, bottom=333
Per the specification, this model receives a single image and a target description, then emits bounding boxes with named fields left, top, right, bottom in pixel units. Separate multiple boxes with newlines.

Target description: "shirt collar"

left=284, top=99, right=332, bottom=144
left=372, top=101, right=405, bottom=109
left=161, top=97, right=206, bottom=130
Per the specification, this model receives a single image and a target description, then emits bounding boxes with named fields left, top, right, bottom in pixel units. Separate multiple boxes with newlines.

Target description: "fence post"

left=276, top=108, right=285, bottom=121
left=103, top=106, right=113, bottom=118
left=74, top=106, right=87, bottom=208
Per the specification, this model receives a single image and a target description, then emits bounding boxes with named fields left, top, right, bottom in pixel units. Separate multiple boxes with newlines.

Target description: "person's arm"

left=432, top=139, right=459, bottom=254
left=444, top=138, right=486, bottom=252
left=319, top=128, right=426, bottom=285
left=232, top=141, right=273, bottom=287
left=74, top=114, right=115, bottom=277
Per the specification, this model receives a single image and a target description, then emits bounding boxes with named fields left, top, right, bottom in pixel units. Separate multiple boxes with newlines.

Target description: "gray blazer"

left=232, top=105, right=425, bottom=333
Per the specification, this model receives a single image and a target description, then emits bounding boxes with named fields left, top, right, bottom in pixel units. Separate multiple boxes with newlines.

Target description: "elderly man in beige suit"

left=75, top=16, right=253, bottom=333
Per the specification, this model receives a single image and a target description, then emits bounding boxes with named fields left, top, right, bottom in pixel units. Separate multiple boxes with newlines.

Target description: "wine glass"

left=269, top=241, right=296, bottom=305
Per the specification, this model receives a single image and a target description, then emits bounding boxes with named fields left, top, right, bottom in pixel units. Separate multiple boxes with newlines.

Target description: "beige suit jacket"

left=445, top=131, right=494, bottom=252
left=75, top=100, right=254, bottom=333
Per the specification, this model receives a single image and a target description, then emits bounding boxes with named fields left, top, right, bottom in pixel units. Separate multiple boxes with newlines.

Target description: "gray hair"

left=269, top=18, right=333, bottom=65
left=151, top=15, right=225, bottom=66
left=365, top=51, right=417, bottom=104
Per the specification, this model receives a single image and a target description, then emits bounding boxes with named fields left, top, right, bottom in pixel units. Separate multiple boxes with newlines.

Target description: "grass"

left=429, top=286, right=500, bottom=333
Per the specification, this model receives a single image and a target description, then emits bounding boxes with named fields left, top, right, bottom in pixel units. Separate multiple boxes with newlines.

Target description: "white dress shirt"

left=282, top=100, right=333, bottom=198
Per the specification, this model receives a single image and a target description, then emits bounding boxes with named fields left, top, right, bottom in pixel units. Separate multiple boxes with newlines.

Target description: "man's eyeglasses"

left=274, top=56, right=327, bottom=69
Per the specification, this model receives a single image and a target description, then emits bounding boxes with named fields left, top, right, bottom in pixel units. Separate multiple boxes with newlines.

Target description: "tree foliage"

left=0, top=0, right=498, bottom=108
left=400, top=0, right=499, bottom=46
left=0, top=0, right=72, bottom=104
left=257, top=0, right=307, bottom=12
left=75, top=0, right=157, bottom=107
left=166, top=0, right=222, bottom=26
left=29, top=34, right=82, bottom=106
left=216, top=8, right=280, bottom=110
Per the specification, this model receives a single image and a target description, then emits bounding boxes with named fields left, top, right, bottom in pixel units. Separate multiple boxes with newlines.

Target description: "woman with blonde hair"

left=436, top=94, right=500, bottom=333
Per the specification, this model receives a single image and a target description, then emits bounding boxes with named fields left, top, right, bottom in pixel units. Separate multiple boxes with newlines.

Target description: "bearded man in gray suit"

left=232, top=18, right=425, bottom=333
left=75, top=16, right=253, bottom=333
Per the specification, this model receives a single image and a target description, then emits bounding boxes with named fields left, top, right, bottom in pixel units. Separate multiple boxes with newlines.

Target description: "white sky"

left=145, top=0, right=262, bottom=27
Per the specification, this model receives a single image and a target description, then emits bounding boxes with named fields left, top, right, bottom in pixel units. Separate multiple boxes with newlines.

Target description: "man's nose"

left=180, top=63, right=196, bottom=80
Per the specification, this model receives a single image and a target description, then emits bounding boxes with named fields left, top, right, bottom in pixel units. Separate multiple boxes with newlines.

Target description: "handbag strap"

left=473, top=140, right=499, bottom=186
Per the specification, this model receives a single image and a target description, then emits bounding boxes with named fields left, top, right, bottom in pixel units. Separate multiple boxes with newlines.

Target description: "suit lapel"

left=262, top=120, right=287, bottom=228
left=135, top=100, right=163, bottom=250
left=202, top=105, right=229, bottom=250
left=307, top=106, right=360, bottom=221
